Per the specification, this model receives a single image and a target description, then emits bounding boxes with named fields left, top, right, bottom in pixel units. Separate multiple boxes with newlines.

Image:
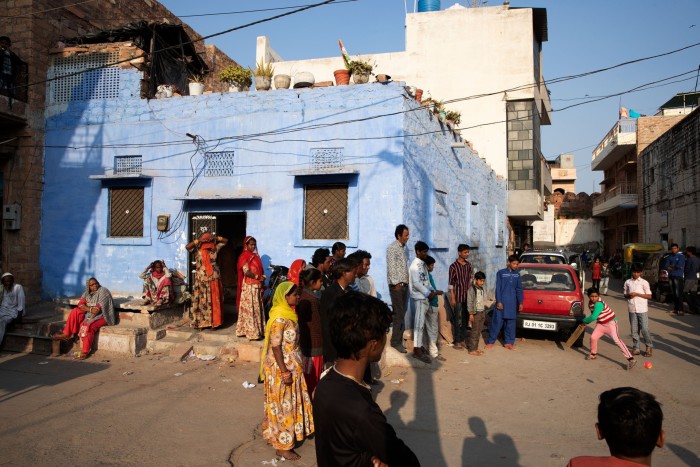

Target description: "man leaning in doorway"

left=387, top=224, right=410, bottom=353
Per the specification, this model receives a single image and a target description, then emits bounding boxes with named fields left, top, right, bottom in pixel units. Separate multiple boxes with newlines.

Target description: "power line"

left=16, top=0, right=343, bottom=91
left=0, top=0, right=99, bottom=19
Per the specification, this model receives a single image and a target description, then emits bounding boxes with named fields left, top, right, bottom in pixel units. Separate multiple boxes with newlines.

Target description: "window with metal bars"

left=109, top=187, right=144, bottom=237
left=115, top=155, right=142, bottom=174
left=205, top=151, right=235, bottom=176
left=303, top=184, right=349, bottom=240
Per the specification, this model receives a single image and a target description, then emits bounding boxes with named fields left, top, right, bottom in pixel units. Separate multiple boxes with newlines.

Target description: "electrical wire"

left=0, top=0, right=99, bottom=19
left=15, top=0, right=342, bottom=92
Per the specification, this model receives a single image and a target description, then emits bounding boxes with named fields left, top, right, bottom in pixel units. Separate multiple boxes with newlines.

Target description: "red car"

left=516, top=264, right=585, bottom=346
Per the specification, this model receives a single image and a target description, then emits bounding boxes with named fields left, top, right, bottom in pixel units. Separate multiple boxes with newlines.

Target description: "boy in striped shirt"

left=580, top=288, right=637, bottom=370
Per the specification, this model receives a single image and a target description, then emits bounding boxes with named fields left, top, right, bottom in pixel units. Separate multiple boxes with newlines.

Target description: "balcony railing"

left=0, top=52, right=29, bottom=103
left=593, top=183, right=637, bottom=207
left=592, top=118, right=637, bottom=162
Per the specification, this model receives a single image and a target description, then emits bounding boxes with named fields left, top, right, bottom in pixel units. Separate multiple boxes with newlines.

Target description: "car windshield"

left=519, top=254, right=565, bottom=265
left=519, top=267, right=575, bottom=292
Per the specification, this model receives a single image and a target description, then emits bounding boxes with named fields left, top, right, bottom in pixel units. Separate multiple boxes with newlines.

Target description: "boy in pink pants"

left=578, top=287, right=637, bottom=370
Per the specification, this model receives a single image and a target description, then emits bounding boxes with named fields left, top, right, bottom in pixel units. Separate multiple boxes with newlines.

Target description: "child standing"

left=409, top=241, right=436, bottom=363
left=425, top=256, right=445, bottom=362
left=591, top=257, right=602, bottom=292
left=487, top=255, right=523, bottom=350
left=580, top=287, right=637, bottom=370
left=600, top=259, right=610, bottom=295
left=624, top=265, right=653, bottom=358
left=466, top=271, right=487, bottom=356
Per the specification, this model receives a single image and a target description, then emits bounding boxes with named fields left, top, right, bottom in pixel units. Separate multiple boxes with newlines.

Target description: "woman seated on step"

left=139, top=260, right=174, bottom=307
left=52, top=278, right=116, bottom=360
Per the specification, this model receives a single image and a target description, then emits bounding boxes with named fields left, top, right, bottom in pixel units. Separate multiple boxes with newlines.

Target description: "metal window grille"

left=304, top=184, right=348, bottom=240
left=191, top=215, right=217, bottom=240
left=115, top=156, right=142, bottom=174
left=204, top=151, right=235, bottom=177
left=49, top=52, right=120, bottom=103
left=310, top=148, right=344, bottom=170
left=109, top=187, right=144, bottom=237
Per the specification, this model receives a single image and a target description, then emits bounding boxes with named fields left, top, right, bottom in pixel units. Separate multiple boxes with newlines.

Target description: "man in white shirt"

left=623, top=265, right=653, bottom=357
left=409, top=241, right=436, bottom=364
left=0, top=272, right=25, bottom=344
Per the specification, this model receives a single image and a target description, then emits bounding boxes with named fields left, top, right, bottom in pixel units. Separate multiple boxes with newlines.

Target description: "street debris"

left=123, top=371, right=134, bottom=376
left=174, top=372, right=184, bottom=377
left=198, top=354, right=216, bottom=361
left=242, top=380, right=256, bottom=389
left=390, top=378, right=405, bottom=384
left=262, top=457, right=286, bottom=465
left=38, top=361, right=49, bottom=365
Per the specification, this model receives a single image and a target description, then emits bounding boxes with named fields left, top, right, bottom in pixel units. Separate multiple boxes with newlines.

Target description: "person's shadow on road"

left=462, top=416, right=521, bottom=467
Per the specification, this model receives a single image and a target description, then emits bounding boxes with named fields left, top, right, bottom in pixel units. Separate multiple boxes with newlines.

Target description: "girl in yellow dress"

left=259, top=281, right=314, bottom=461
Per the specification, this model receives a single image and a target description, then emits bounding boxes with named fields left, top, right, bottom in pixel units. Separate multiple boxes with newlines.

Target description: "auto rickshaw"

left=623, top=243, right=664, bottom=279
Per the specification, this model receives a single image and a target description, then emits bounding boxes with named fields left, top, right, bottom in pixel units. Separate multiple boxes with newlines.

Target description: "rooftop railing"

left=591, top=118, right=637, bottom=162
left=592, top=182, right=637, bottom=207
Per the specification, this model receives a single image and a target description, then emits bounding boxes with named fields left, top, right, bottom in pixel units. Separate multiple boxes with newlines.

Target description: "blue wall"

left=41, top=67, right=506, bottom=300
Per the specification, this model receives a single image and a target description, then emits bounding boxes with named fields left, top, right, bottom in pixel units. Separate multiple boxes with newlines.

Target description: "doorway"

left=189, top=212, right=247, bottom=322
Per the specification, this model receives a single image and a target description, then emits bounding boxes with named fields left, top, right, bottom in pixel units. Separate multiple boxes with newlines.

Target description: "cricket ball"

left=644, top=361, right=653, bottom=369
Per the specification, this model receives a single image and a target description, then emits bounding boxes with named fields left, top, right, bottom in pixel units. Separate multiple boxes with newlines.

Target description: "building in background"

left=590, top=93, right=696, bottom=256
left=641, top=106, right=700, bottom=247
left=0, top=0, right=235, bottom=301
left=258, top=3, right=552, bottom=250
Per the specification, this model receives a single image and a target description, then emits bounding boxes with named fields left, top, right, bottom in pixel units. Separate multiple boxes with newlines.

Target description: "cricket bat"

left=564, top=324, right=586, bottom=348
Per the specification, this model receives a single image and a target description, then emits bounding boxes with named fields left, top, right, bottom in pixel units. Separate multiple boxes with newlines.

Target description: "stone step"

left=96, top=325, right=148, bottom=356
left=150, top=336, right=183, bottom=354
left=1, top=332, right=72, bottom=356
left=164, top=328, right=196, bottom=340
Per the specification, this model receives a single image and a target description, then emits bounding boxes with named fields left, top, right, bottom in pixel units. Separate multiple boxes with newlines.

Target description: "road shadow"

left=462, top=416, right=521, bottom=466
left=0, top=352, right=109, bottom=404
left=666, top=442, right=700, bottom=466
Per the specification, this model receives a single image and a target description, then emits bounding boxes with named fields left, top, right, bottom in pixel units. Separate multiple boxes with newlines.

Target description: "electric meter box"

left=3, top=204, right=21, bottom=230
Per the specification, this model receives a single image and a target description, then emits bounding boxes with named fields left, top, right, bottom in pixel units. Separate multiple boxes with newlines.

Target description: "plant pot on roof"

left=334, top=69, right=350, bottom=86
left=218, top=64, right=252, bottom=92
left=274, top=74, right=291, bottom=89
left=188, top=75, right=205, bottom=96
left=254, top=60, right=274, bottom=91
left=348, top=58, right=373, bottom=84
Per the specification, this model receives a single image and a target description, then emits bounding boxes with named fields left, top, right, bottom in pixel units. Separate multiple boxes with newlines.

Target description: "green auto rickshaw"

left=623, top=243, right=664, bottom=279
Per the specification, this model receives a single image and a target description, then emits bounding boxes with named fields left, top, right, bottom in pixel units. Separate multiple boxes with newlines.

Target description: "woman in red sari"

left=287, top=259, right=306, bottom=286
left=186, top=232, right=227, bottom=329
left=236, top=236, right=266, bottom=340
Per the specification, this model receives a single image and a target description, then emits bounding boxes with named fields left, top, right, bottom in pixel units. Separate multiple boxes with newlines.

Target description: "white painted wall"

left=533, top=207, right=555, bottom=243
left=256, top=4, right=550, bottom=180
left=555, top=219, right=603, bottom=246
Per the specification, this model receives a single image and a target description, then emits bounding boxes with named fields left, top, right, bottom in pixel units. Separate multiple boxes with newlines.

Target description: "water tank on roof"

left=417, top=0, right=441, bottom=12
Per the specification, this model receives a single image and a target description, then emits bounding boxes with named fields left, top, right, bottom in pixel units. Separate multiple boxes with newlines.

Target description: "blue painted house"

left=41, top=47, right=507, bottom=302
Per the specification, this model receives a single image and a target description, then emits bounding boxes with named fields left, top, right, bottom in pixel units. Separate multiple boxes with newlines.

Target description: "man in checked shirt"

left=386, top=224, right=410, bottom=353
left=449, top=244, right=473, bottom=350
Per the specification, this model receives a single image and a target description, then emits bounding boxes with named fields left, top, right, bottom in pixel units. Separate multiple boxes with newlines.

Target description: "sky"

left=159, top=0, right=700, bottom=194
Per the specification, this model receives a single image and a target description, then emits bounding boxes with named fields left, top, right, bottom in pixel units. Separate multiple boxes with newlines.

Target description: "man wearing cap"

left=0, top=272, right=25, bottom=344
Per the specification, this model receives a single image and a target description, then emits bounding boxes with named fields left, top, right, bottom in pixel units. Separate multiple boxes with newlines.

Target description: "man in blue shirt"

left=664, top=243, right=686, bottom=315
left=486, top=255, right=523, bottom=350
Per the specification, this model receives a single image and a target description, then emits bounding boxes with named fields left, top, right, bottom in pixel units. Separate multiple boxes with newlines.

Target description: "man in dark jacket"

left=319, top=258, right=356, bottom=364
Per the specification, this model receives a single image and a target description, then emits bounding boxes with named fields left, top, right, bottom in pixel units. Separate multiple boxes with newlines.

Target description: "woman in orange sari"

left=236, top=236, right=266, bottom=340
left=287, top=259, right=306, bottom=286
left=186, top=232, right=227, bottom=329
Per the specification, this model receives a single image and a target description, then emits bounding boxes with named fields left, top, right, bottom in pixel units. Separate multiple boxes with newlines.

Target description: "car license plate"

left=523, top=320, right=557, bottom=331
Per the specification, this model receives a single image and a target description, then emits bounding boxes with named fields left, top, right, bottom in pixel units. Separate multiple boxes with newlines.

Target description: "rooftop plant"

left=253, top=60, right=275, bottom=78
left=446, top=110, right=461, bottom=125
left=218, top=64, right=252, bottom=88
left=346, top=57, right=374, bottom=76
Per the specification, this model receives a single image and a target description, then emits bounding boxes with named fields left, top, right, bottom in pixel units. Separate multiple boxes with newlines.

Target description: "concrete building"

left=257, top=3, right=552, bottom=249
left=641, top=107, right=700, bottom=247
left=590, top=95, right=693, bottom=256
left=547, top=154, right=577, bottom=193
left=39, top=44, right=507, bottom=300
left=0, top=0, right=234, bottom=300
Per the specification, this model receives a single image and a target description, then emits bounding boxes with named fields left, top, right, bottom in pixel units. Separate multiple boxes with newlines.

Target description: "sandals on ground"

left=631, top=349, right=641, bottom=356
left=77, top=352, right=89, bottom=360
left=643, top=349, right=653, bottom=358
left=585, top=354, right=597, bottom=360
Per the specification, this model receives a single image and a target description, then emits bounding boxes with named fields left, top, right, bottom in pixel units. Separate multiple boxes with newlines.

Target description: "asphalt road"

left=1, top=278, right=699, bottom=466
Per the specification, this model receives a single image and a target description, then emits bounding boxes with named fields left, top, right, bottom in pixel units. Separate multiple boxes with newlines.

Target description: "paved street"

left=1, top=279, right=699, bottom=466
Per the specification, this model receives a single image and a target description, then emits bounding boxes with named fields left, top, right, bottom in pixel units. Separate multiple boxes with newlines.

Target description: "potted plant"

left=274, top=73, right=291, bottom=89
left=188, top=74, right=205, bottom=96
left=253, top=60, right=274, bottom=91
left=348, top=57, right=373, bottom=84
left=218, top=64, right=252, bottom=92
left=446, top=110, right=461, bottom=126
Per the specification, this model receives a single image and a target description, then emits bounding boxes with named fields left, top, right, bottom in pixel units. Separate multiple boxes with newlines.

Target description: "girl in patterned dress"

left=259, top=282, right=314, bottom=461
